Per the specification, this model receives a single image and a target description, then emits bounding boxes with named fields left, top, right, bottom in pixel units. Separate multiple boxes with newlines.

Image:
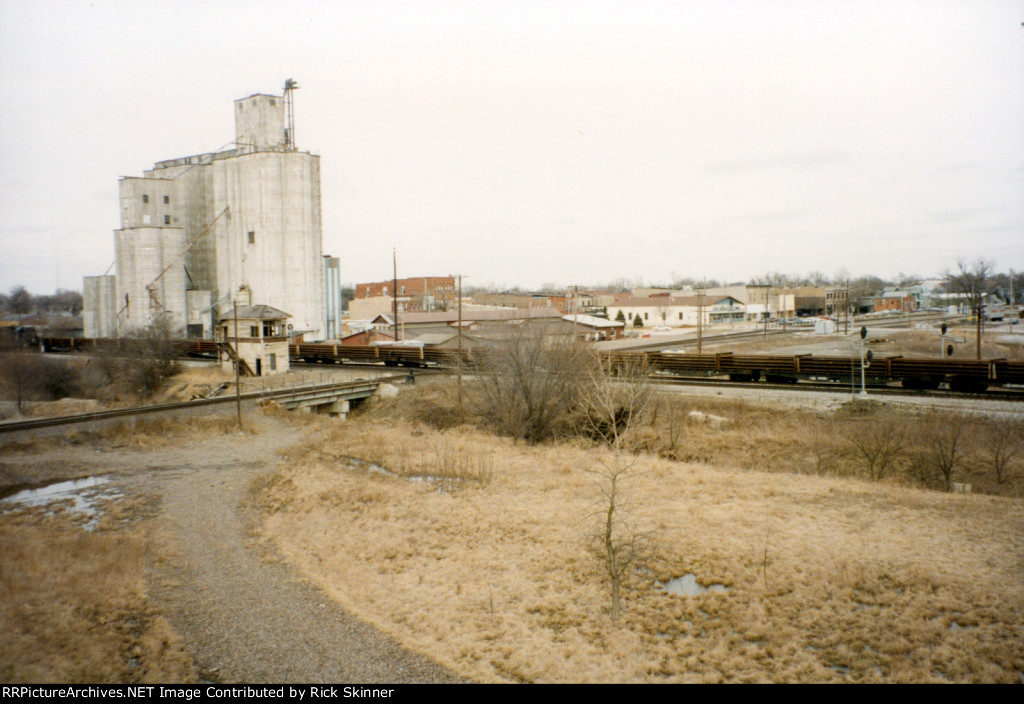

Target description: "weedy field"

left=0, top=495, right=195, bottom=683
left=257, top=379, right=1024, bottom=683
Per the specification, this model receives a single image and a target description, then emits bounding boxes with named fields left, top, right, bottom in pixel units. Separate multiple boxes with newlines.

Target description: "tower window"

left=164, top=215, right=171, bottom=225
left=142, top=194, right=149, bottom=203
left=163, top=195, right=170, bottom=204
left=248, top=231, right=255, bottom=244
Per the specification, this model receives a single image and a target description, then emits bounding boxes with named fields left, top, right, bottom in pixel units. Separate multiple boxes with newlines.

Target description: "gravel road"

left=137, top=417, right=464, bottom=683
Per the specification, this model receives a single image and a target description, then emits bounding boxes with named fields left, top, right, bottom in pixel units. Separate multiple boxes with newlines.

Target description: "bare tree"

left=120, top=315, right=178, bottom=399
left=945, top=259, right=993, bottom=359
left=576, top=357, right=653, bottom=622
left=846, top=417, right=905, bottom=482
left=0, top=350, right=45, bottom=414
left=472, top=325, right=594, bottom=443
left=652, top=394, right=687, bottom=460
left=656, top=304, right=670, bottom=325
left=977, top=419, right=1023, bottom=487
left=8, top=286, right=33, bottom=317
left=915, top=412, right=971, bottom=491
left=806, top=271, right=829, bottom=287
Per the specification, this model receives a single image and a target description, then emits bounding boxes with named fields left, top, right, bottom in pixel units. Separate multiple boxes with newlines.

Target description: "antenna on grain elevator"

left=284, top=78, right=299, bottom=150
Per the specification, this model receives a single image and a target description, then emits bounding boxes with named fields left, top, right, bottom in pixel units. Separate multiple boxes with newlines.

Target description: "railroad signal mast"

left=853, top=326, right=872, bottom=399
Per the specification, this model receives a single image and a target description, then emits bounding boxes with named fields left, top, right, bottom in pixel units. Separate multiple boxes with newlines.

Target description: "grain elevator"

left=83, top=81, right=326, bottom=341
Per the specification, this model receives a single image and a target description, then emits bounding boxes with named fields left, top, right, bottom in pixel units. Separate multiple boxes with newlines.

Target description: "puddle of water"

left=657, top=573, right=728, bottom=597
left=1, top=476, right=120, bottom=531
left=342, top=457, right=392, bottom=476
left=341, top=457, right=462, bottom=492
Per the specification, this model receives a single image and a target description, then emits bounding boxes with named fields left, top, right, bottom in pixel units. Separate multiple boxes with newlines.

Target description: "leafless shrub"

left=913, top=412, right=972, bottom=492
left=649, top=394, right=688, bottom=459
left=0, top=350, right=47, bottom=413
left=426, top=438, right=494, bottom=488
left=472, top=326, right=595, bottom=443
left=574, top=357, right=653, bottom=446
left=975, top=419, right=1024, bottom=488
left=36, top=357, right=81, bottom=400
left=846, top=416, right=905, bottom=482
left=120, top=316, right=178, bottom=399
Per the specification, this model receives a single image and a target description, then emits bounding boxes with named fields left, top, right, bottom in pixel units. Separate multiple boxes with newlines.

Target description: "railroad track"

left=35, top=334, right=1024, bottom=395
left=0, top=375, right=405, bottom=434
left=649, top=374, right=1024, bottom=401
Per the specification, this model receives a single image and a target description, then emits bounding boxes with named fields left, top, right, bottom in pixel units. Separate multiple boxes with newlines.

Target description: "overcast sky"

left=1, top=0, right=1021, bottom=295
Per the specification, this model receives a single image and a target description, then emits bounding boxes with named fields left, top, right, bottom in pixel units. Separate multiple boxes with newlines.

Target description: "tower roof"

left=217, top=304, right=291, bottom=321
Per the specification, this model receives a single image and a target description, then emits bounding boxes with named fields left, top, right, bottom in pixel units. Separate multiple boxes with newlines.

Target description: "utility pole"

left=234, top=300, right=242, bottom=429
left=456, top=274, right=464, bottom=418
left=697, top=283, right=705, bottom=354
left=974, top=282, right=982, bottom=360
left=763, top=285, right=770, bottom=339
left=573, top=284, right=579, bottom=340
left=844, top=279, right=850, bottom=336
left=1012, top=269, right=1017, bottom=333
left=392, top=248, right=399, bottom=342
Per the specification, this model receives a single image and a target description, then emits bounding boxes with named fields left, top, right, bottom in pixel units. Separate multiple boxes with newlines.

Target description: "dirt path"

left=140, top=419, right=463, bottom=683
left=3, top=415, right=464, bottom=683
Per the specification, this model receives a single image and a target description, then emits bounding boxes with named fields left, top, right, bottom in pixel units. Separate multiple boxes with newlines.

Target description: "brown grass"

left=55, top=415, right=256, bottom=450
left=258, top=409, right=1024, bottom=683
left=634, top=394, right=1024, bottom=498
left=0, top=503, right=196, bottom=683
left=357, top=377, right=1024, bottom=498
left=884, top=328, right=1024, bottom=361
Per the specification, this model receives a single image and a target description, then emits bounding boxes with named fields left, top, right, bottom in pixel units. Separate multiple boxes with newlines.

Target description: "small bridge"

left=0, top=377, right=396, bottom=436
left=273, top=378, right=382, bottom=418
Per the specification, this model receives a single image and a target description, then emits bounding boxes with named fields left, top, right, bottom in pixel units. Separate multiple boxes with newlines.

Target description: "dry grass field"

left=258, top=381, right=1024, bottom=683
left=0, top=496, right=196, bottom=683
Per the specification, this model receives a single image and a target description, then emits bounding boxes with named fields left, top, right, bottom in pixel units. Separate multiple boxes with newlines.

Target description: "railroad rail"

left=37, top=336, right=1024, bottom=394
left=0, top=375, right=401, bottom=434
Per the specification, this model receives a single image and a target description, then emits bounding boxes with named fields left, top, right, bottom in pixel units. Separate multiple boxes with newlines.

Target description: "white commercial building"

left=84, top=84, right=327, bottom=341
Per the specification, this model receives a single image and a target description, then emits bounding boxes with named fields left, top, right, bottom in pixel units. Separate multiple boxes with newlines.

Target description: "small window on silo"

left=163, top=195, right=170, bottom=204
left=269, top=99, right=276, bottom=107
left=142, top=194, right=149, bottom=203
left=248, top=231, right=255, bottom=244
left=164, top=215, right=171, bottom=225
